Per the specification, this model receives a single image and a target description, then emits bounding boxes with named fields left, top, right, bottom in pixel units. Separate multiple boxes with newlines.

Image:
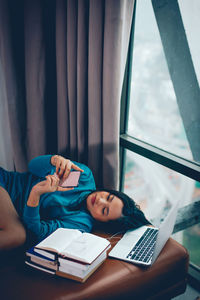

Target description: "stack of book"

left=25, top=228, right=111, bottom=282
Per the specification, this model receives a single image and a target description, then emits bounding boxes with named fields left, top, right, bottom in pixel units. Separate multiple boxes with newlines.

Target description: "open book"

left=34, top=228, right=110, bottom=264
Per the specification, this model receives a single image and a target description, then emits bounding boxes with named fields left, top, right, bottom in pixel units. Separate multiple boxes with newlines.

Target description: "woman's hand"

left=27, top=175, right=74, bottom=207
left=33, top=174, right=74, bottom=195
left=32, top=174, right=60, bottom=196
left=27, top=176, right=59, bottom=207
left=51, top=155, right=83, bottom=179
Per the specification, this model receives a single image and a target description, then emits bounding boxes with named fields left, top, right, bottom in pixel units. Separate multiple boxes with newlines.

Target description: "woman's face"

left=86, top=191, right=124, bottom=222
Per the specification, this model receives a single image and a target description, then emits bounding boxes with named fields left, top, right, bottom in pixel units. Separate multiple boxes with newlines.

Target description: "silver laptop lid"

left=151, top=199, right=180, bottom=264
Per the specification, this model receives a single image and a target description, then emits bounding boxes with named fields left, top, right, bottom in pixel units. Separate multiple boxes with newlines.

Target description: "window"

left=127, top=0, right=192, bottom=161
left=120, top=0, right=200, bottom=278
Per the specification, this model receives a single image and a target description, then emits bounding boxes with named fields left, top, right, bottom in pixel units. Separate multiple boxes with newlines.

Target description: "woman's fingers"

left=62, top=160, right=72, bottom=179
left=71, top=163, right=84, bottom=173
left=52, top=174, right=59, bottom=186
left=56, top=159, right=62, bottom=175
left=57, top=186, right=74, bottom=192
left=45, top=175, right=52, bottom=184
left=55, top=156, right=66, bottom=176
left=62, top=162, right=83, bottom=180
left=46, top=174, right=59, bottom=190
left=54, top=155, right=83, bottom=171
left=55, top=157, right=70, bottom=178
left=58, top=160, right=66, bottom=178
left=53, top=155, right=83, bottom=180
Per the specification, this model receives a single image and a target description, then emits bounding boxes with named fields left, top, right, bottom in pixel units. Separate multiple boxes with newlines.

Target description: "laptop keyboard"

left=126, top=227, right=158, bottom=263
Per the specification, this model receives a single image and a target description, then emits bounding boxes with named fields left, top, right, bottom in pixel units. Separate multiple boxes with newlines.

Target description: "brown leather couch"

left=0, top=232, right=189, bottom=300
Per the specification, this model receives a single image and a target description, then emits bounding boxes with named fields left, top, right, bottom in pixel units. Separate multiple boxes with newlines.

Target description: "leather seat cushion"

left=0, top=235, right=189, bottom=300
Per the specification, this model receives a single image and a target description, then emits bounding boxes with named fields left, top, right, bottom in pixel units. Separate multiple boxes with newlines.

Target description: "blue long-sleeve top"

left=0, top=155, right=96, bottom=243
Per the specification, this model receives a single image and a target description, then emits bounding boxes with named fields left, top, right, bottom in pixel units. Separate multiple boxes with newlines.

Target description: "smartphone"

left=58, top=171, right=81, bottom=188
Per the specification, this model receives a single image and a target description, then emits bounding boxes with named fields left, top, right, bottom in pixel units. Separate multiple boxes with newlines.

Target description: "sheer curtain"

left=0, top=0, right=134, bottom=189
left=0, top=58, right=14, bottom=170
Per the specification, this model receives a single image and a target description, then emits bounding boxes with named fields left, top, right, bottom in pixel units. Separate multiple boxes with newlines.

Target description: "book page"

left=62, top=233, right=110, bottom=263
left=35, top=228, right=81, bottom=253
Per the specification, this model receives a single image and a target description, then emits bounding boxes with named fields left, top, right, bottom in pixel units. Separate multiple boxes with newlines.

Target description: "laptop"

left=109, top=199, right=180, bottom=266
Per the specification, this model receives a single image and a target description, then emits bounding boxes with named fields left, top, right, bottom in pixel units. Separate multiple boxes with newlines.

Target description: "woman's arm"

left=28, top=154, right=83, bottom=179
left=24, top=175, right=86, bottom=242
left=27, top=174, right=74, bottom=207
left=28, top=155, right=54, bottom=178
left=23, top=211, right=93, bottom=243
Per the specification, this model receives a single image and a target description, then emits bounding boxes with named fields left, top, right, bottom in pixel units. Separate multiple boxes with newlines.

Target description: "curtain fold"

left=88, top=0, right=104, bottom=187
left=56, top=0, right=69, bottom=157
left=0, top=0, right=27, bottom=171
left=77, top=0, right=89, bottom=163
left=0, top=0, right=134, bottom=189
left=102, top=0, right=134, bottom=188
left=0, top=58, right=14, bottom=170
left=24, top=0, right=46, bottom=159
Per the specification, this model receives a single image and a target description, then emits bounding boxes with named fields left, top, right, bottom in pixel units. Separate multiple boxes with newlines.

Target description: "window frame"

left=120, top=0, right=200, bottom=284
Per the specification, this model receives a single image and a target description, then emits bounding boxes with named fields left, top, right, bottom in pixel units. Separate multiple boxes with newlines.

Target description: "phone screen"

left=58, top=171, right=81, bottom=187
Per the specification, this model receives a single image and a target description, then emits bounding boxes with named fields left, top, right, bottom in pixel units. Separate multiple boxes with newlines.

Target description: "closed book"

left=56, top=259, right=105, bottom=283
left=58, top=250, right=107, bottom=278
left=58, top=256, right=91, bottom=272
left=26, top=247, right=56, bottom=263
left=26, top=248, right=57, bottom=271
left=34, top=228, right=110, bottom=264
left=25, top=259, right=56, bottom=275
left=34, top=248, right=55, bottom=260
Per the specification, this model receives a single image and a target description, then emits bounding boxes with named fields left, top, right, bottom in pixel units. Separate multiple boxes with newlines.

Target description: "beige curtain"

left=0, top=0, right=134, bottom=189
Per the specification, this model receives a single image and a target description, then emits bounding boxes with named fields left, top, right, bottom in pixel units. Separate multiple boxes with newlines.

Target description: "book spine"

left=25, top=260, right=56, bottom=275
left=34, top=248, right=56, bottom=260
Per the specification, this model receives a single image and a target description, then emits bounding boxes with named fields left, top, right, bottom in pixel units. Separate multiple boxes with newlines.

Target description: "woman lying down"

left=0, top=155, right=150, bottom=251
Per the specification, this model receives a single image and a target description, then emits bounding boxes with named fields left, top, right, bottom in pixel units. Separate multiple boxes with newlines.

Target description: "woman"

left=0, top=155, right=150, bottom=251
